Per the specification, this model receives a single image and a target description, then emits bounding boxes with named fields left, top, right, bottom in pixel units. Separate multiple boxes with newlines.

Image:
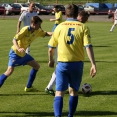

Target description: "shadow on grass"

left=0, top=92, right=54, bottom=96
left=0, top=111, right=117, bottom=116
left=93, top=45, right=111, bottom=47
left=36, top=60, right=117, bottom=64
left=84, top=60, right=117, bottom=63
left=1, top=90, right=116, bottom=97
left=65, top=90, right=117, bottom=97
left=81, top=90, right=117, bottom=97
left=90, top=90, right=117, bottom=96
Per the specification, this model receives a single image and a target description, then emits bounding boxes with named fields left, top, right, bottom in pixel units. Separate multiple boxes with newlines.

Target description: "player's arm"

left=12, top=39, right=25, bottom=53
left=48, top=47, right=55, bottom=68
left=46, top=32, right=53, bottom=36
left=50, top=14, right=61, bottom=22
left=85, top=45, right=97, bottom=78
left=17, top=21, right=22, bottom=34
left=16, top=11, right=25, bottom=34
left=13, top=27, right=27, bottom=53
left=50, top=18, right=60, bottom=21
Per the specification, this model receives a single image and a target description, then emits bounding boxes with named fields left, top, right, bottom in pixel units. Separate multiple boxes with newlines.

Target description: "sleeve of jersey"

left=83, top=26, right=92, bottom=47
left=13, top=27, right=27, bottom=41
left=19, top=12, right=25, bottom=21
left=48, top=27, right=59, bottom=48
left=37, top=28, right=47, bottom=37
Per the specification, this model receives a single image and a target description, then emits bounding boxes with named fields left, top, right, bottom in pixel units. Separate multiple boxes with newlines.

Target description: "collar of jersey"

left=28, top=26, right=32, bottom=31
left=66, top=18, right=77, bottom=21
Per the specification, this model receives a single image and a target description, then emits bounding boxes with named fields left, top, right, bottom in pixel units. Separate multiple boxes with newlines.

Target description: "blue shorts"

left=8, top=49, right=34, bottom=67
left=56, top=62, right=83, bottom=91
left=52, top=24, right=58, bottom=32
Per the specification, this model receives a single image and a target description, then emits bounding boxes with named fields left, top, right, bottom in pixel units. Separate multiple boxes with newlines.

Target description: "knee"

left=69, top=87, right=78, bottom=96
left=37, top=64, right=40, bottom=70
left=5, top=67, right=14, bottom=76
left=34, top=64, right=40, bottom=70
left=55, top=91, right=65, bottom=97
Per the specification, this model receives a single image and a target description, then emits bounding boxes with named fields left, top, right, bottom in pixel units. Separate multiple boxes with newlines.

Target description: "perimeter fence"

left=0, top=0, right=117, bottom=5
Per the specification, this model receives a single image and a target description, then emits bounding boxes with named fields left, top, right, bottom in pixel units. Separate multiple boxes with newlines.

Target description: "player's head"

left=53, top=5, right=60, bottom=12
left=31, top=16, right=43, bottom=30
left=65, top=4, right=78, bottom=18
left=77, top=10, right=90, bottom=23
left=29, top=2, right=36, bottom=12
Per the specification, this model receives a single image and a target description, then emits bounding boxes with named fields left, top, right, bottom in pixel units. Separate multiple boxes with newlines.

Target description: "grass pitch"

left=0, top=19, right=117, bottom=117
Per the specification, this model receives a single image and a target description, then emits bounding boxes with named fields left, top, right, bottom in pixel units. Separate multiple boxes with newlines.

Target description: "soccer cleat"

left=24, top=86, right=38, bottom=92
left=45, top=88, right=55, bottom=96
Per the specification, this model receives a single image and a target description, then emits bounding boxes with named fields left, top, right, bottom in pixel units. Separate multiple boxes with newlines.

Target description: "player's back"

left=50, top=20, right=91, bottom=62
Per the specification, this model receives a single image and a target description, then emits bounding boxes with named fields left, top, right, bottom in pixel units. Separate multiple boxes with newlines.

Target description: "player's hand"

left=50, top=19, right=53, bottom=22
left=18, top=48, right=25, bottom=53
left=48, top=60, right=54, bottom=68
left=90, top=65, right=97, bottom=78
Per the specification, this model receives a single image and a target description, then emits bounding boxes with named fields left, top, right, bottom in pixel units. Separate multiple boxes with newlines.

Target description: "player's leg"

left=54, top=91, right=65, bottom=117
left=54, top=62, right=68, bottom=117
left=68, top=87, right=78, bottom=117
left=52, top=24, right=58, bottom=32
left=45, top=48, right=57, bottom=96
left=68, top=62, right=83, bottom=117
left=0, top=66, right=14, bottom=87
left=25, top=60, right=40, bottom=91
left=110, top=20, right=117, bottom=32
left=0, top=52, right=16, bottom=88
left=45, top=70, right=56, bottom=96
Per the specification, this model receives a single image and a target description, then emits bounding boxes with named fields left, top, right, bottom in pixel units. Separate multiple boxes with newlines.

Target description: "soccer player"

left=17, top=2, right=38, bottom=54
left=48, top=4, right=97, bottom=117
left=50, top=5, right=63, bottom=32
left=45, top=10, right=90, bottom=96
left=45, top=5, right=63, bottom=96
left=110, top=9, right=117, bottom=32
left=0, top=16, right=52, bottom=92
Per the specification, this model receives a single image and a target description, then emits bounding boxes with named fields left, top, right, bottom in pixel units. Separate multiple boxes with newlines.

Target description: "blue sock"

left=26, top=68, right=38, bottom=88
left=0, top=74, right=8, bottom=87
left=68, top=95, right=78, bottom=117
left=54, top=96, right=63, bottom=117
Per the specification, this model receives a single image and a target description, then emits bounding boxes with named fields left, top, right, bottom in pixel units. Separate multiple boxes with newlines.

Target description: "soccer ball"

left=81, top=83, right=92, bottom=94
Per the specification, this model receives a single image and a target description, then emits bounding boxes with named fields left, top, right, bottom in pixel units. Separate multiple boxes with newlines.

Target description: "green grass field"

left=0, top=18, right=117, bottom=117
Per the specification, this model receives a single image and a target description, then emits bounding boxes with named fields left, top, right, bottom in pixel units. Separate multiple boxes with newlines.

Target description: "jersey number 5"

left=67, top=28, right=75, bottom=44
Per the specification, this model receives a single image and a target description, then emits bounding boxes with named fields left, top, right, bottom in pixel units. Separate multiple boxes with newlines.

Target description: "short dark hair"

left=31, top=16, right=42, bottom=24
left=54, top=5, right=59, bottom=9
left=78, top=10, right=90, bottom=17
left=65, top=4, right=78, bottom=18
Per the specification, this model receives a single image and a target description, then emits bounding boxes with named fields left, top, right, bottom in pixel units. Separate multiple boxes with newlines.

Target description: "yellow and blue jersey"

left=48, top=18, right=92, bottom=62
left=12, top=26, right=46, bottom=57
left=55, top=11, right=62, bottom=24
